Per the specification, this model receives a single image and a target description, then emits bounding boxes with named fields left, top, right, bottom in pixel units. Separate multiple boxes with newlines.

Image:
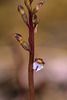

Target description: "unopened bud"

left=24, top=0, right=31, bottom=11
left=18, top=5, right=28, bottom=26
left=15, top=33, right=23, bottom=42
left=29, top=0, right=33, bottom=4
left=20, top=41, right=30, bottom=51
left=15, top=33, right=30, bottom=52
left=34, top=24, right=38, bottom=33
left=32, top=14, right=37, bottom=23
left=33, top=19, right=40, bottom=33
left=18, top=5, right=25, bottom=15
left=33, top=1, right=44, bottom=14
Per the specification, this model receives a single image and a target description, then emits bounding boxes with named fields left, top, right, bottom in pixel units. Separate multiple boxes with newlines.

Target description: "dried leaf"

left=33, top=1, right=44, bottom=14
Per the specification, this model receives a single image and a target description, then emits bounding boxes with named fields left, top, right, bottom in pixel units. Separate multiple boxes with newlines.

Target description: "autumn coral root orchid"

left=15, top=1, right=45, bottom=100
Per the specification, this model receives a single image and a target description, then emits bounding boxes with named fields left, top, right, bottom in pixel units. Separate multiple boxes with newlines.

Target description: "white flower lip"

left=33, top=61, right=44, bottom=72
left=33, top=58, right=45, bottom=72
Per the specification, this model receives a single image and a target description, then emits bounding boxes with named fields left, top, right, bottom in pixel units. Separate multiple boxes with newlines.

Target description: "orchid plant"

left=15, top=0, right=45, bottom=100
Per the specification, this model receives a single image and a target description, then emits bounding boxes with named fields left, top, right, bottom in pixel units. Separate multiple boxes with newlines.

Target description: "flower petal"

left=33, top=62, right=44, bottom=72
left=35, top=58, right=45, bottom=64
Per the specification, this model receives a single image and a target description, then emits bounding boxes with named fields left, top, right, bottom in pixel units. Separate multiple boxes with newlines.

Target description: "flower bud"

left=15, top=33, right=30, bottom=52
left=32, top=14, right=37, bottom=23
left=34, top=24, right=38, bottom=33
left=33, top=1, right=44, bottom=14
left=18, top=5, right=28, bottom=26
left=33, top=19, right=40, bottom=33
left=18, top=5, right=25, bottom=15
left=20, top=41, right=30, bottom=51
left=29, top=0, right=33, bottom=4
left=15, top=33, right=23, bottom=42
left=24, top=0, right=31, bottom=11
left=33, top=19, right=40, bottom=28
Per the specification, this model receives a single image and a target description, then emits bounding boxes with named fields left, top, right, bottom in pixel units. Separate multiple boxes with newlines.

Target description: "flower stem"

left=28, top=10, right=35, bottom=100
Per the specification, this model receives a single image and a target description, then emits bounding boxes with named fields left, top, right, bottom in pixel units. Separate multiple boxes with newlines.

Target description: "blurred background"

left=0, top=0, right=67, bottom=100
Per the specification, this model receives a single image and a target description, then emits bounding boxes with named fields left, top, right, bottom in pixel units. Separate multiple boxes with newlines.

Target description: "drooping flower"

left=33, top=58, right=45, bottom=72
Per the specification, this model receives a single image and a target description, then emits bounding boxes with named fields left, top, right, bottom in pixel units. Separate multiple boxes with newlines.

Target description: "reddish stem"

left=28, top=10, right=35, bottom=100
